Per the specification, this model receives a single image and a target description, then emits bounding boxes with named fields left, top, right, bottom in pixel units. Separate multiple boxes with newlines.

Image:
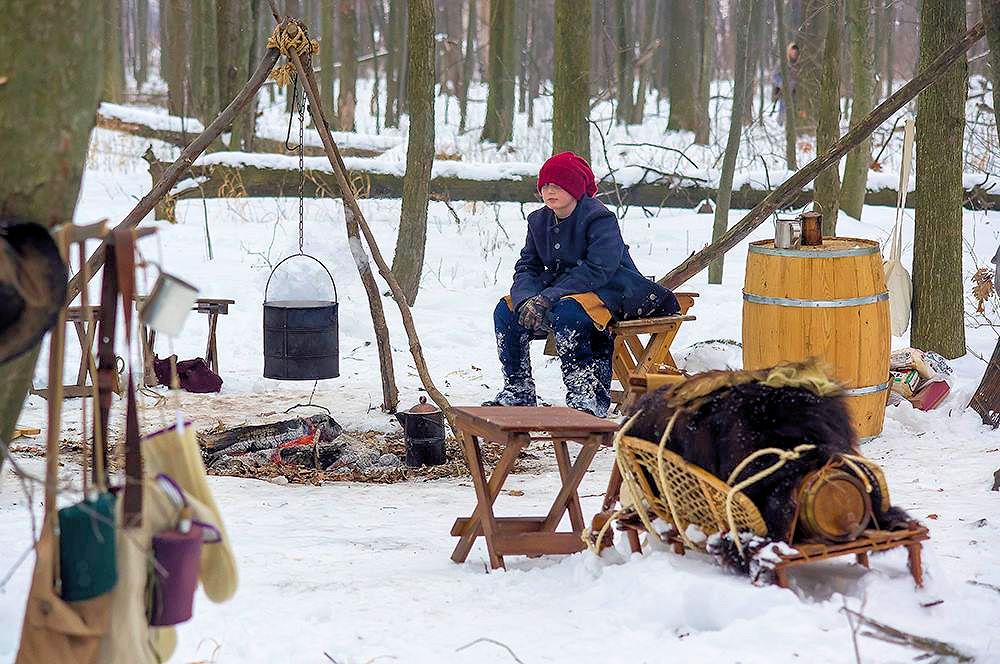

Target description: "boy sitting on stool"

left=485, top=152, right=679, bottom=417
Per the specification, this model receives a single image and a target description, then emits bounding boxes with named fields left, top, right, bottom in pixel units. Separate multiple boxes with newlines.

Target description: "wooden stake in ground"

left=658, top=20, right=987, bottom=291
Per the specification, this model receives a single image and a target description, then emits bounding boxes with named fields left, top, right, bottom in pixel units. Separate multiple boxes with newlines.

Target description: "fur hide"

left=626, top=362, right=912, bottom=544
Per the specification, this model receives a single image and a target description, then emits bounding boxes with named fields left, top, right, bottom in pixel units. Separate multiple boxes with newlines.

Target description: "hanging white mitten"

left=884, top=118, right=914, bottom=337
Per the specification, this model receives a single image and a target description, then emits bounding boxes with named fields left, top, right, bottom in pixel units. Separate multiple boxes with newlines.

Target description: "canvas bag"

left=16, top=250, right=110, bottom=664
left=884, top=118, right=915, bottom=337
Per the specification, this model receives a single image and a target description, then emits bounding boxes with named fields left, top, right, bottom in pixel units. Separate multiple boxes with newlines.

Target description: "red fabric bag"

left=153, top=355, right=223, bottom=393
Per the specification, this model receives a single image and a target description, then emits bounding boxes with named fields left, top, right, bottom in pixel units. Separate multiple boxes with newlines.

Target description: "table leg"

left=141, top=325, right=158, bottom=387
left=206, top=312, right=220, bottom=373
left=72, top=321, right=91, bottom=388
left=602, top=463, right=623, bottom=512
left=907, top=543, right=924, bottom=588
left=542, top=440, right=600, bottom=533
left=81, top=319, right=100, bottom=392
left=451, top=432, right=524, bottom=569
left=553, top=440, right=585, bottom=533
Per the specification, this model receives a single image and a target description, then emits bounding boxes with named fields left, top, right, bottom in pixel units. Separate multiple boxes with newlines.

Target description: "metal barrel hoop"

left=264, top=252, right=338, bottom=303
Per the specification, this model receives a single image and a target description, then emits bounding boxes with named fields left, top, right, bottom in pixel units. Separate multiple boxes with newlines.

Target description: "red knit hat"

left=537, top=151, right=598, bottom=200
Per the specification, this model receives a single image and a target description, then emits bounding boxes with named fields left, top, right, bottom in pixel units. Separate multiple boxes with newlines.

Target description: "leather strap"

left=94, top=243, right=117, bottom=488
left=94, top=229, right=143, bottom=525
left=123, top=371, right=142, bottom=526
left=114, top=229, right=142, bottom=526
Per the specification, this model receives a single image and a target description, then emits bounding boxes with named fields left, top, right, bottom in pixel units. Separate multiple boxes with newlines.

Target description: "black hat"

left=0, top=220, right=68, bottom=363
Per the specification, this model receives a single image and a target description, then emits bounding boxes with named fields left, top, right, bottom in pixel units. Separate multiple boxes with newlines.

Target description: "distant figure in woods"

left=771, top=42, right=800, bottom=125
left=484, top=152, right=680, bottom=417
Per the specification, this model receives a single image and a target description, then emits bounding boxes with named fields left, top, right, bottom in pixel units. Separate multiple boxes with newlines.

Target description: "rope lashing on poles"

left=267, top=20, right=319, bottom=88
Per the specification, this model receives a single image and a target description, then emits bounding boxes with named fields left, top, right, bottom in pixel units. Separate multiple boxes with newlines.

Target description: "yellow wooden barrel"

left=742, top=238, right=890, bottom=439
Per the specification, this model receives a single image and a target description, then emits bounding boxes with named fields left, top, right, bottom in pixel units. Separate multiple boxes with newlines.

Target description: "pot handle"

left=264, top=252, right=338, bottom=303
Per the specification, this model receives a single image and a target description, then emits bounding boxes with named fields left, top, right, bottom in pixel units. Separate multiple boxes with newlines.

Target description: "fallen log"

left=98, top=102, right=399, bottom=158
left=142, top=151, right=999, bottom=220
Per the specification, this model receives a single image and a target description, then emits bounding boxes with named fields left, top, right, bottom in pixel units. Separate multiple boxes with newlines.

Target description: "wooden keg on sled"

left=742, top=238, right=891, bottom=439
left=795, top=468, right=873, bottom=543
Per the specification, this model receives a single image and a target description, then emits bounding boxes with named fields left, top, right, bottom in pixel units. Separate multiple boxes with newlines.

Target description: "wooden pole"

left=264, top=3, right=399, bottom=412
left=280, top=24, right=456, bottom=429
left=66, top=42, right=284, bottom=303
left=659, top=20, right=987, bottom=290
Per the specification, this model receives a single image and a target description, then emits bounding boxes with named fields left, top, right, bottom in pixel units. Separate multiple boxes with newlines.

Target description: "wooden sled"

left=597, top=435, right=928, bottom=588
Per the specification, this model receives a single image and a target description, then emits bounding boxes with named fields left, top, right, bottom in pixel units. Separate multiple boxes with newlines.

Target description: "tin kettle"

left=395, top=396, right=447, bottom=467
left=394, top=396, right=445, bottom=439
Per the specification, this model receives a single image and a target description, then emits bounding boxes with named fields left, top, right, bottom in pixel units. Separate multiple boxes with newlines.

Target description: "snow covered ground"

left=3, top=83, right=1000, bottom=661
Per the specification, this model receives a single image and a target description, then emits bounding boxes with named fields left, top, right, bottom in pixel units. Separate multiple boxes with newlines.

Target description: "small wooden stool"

left=450, top=406, right=618, bottom=570
left=610, top=292, right=697, bottom=411
left=138, top=297, right=235, bottom=386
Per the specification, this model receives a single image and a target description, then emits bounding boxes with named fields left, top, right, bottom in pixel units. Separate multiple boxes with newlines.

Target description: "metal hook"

left=284, top=75, right=302, bottom=152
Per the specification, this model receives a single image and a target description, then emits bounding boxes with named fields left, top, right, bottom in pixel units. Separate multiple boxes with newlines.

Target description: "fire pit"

left=199, top=415, right=405, bottom=478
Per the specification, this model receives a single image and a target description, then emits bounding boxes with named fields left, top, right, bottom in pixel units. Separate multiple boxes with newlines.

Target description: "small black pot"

left=395, top=397, right=447, bottom=467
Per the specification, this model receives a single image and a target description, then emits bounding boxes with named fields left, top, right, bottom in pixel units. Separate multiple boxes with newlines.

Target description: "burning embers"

left=201, top=415, right=402, bottom=478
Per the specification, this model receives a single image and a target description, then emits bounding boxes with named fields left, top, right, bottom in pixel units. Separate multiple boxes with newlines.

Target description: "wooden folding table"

left=450, top=406, right=618, bottom=570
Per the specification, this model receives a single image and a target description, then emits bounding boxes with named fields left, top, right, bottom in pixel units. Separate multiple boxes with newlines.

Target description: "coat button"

left=554, top=243, right=560, bottom=249
left=554, top=226, right=560, bottom=233
left=648, top=294, right=657, bottom=300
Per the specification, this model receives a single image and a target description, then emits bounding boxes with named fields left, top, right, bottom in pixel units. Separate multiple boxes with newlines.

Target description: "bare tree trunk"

left=366, top=0, right=382, bottom=133
left=244, top=0, right=262, bottom=151
left=630, top=0, right=658, bottom=125
left=192, top=0, right=220, bottom=125
left=694, top=0, right=715, bottom=144
left=396, top=1, right=409, bottom=116
left=525, top=0, right=539, bottom=128
left=458, top=0, right=477, bottom=133
left=912, top=0, right=968, bottom=359
left=135, top=0, right=149, bottom=88
left=391, top=0, right=435, bottom=304
left=776, top=0, right=798, bottom=168
left=708, top=0, right=755, bottom=285
left=336, top=0, right=358, bottom=131
left=217, top=0, right=253, bottom=149
left=813, top=0, right=842, bottom=235
left=752, top=0, right=766, bottom=124
left=653, top=0, right=670, bottom=109
left=667, top=0, right=700, bottom=131
left=795, top=0, right=824, bottom=128
left=984, top=0, right=1000, bottom=147
left=164, top=0, right=190, bottom=115
left=873, top=0, right=886, bottom=102
left=102, top=0, right=126, bottom=103
left=840, top=0, right=874, bottom=220
left=516, top=0, right=530, bottom=114
left=481, top=0, right=517, bottom=144
left=552, top=0, right=592, bottom=160
left=320, top=0, right=336, bottom=113
left=385, top=0, right=403, bottom=127
left=613, top=0, right=633, bottom=124
left=884, top=0, right=895, bottom=98
left=192, top=1, right=205, bottom=116
left=0, top=0, right=104, bottom=470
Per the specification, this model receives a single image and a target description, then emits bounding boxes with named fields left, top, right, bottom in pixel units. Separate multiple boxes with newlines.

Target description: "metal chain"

left=298, top=84, right=305, bottom=254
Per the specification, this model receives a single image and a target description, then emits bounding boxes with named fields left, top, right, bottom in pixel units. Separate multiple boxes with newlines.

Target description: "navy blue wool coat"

left=510, top=196, right=679, bottom=320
